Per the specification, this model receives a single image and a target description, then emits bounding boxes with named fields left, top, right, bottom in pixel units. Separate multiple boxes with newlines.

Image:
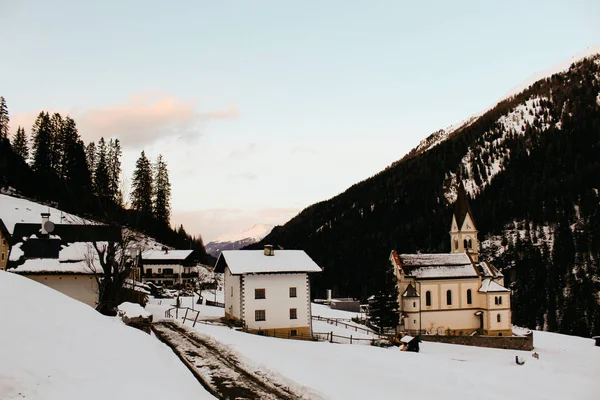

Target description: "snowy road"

left=152, top=321, right=304, bottom=400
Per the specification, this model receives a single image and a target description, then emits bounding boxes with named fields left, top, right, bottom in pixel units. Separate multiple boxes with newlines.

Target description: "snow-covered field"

left=147, top=294, right=599, bottom=400
left=0, top=271, right=215, bottom=400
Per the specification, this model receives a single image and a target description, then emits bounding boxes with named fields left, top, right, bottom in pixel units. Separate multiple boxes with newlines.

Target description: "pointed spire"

left=454, top=181, right=475, bottom=229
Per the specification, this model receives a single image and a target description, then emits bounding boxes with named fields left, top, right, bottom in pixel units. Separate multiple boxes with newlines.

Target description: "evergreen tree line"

left=251, top=56, right=600, bottom=337
left=0, top=97, right=211, bottom=263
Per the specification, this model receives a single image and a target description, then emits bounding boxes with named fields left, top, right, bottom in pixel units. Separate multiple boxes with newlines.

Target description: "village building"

left=140, top=249, right=198, bottom=287
left=0, top=219, right=10, bottom=270
left=390, top=183, right=512, bottom=336
left=215, top=245, right=322, bottom=338
left=7, top=213, right=122, bottom=307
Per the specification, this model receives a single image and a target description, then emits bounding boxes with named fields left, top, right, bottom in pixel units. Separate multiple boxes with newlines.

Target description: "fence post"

left=193, top=312, right=199, bottom=327
left=350, top=335, right=353, bottom=344
left=330, top=331, right=333, bottom=343
left=183, top=308, right=189, bottom=324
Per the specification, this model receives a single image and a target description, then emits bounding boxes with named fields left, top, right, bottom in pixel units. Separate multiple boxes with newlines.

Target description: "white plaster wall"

left=243, top=273, right=309, bottom=331
left=28, top=275, right=98, bottom=307
left=224, top=268, right=241, bottom=319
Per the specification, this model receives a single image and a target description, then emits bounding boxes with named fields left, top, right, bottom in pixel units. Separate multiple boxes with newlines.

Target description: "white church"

left=390, top=183, right=512, bottom=336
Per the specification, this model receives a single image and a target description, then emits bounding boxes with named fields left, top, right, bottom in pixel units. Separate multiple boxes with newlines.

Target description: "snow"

left=157, top=317, right=600, bottom=400
left=213, top=223, right=274, bottom=243
left=217, top=250, right=322, bottom=274
left=479, top=279, right=510, bottom=293
left=117, top=302, right=152, bottom=319
left=142, top=249, right=193, bottom=260
left=0, top=194, right=87, bottom=234
left=0, top=270, right=214, bottom=400
left=398, top=253, right=478, bottom=278
left=10, top=241, right=104, bottom=274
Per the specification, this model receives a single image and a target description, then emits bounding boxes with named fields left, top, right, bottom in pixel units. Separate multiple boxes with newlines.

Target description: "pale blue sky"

left=1, top=0, right=598, bottom=241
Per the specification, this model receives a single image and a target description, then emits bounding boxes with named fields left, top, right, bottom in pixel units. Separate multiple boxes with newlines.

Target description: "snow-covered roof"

left=397, top=253, right=478, bottom=279
left=117, top=302, right=151, bottom=319
left=479, top=279, right=510, bottom=293
left=142, top=249, right=193, bottom=261
left=10, top=241, right=104, bottom=274
left=215, top=250, right=322, bottom=275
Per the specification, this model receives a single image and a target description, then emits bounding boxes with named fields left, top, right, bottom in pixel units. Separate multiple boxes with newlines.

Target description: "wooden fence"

left=312, top=315, right=384, bottom=337
left=205, top=299, right=225, bottom=308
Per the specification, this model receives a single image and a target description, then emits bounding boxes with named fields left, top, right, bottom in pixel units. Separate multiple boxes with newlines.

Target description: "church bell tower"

left=450, top=182, right=479, bottom=262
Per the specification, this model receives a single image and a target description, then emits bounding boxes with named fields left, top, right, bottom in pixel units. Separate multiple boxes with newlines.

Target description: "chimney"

left=264, top=245, right=274, bottom=256
left=40, top=213, right=51, bottom=234
left=327, top=289, right=332, bottom=301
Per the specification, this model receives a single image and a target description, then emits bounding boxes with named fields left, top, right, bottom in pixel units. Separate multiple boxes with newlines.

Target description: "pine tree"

left=49, top=113, right=64, bottom=173
left=85, top=141, right=97, bottom=177
left=94, top=137, right=110, bottom=199
left=61, top=116, right=87, bottom=183
left=153, top=154, right=171, bottom=224
left=12, top=126, right=29, bottom=160
left=107, top=138, right=122, bottom=205
left=0, top=96, right=9, bottom=140
left=31, top=111, right=53, bottom=172
left=131, top=151, right=153, bottom=214
left=368, top=260, right=399, bottom=333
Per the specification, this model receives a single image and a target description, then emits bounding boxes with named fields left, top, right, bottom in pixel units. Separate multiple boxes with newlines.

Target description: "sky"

left=1, top=0, right=599, bottom=242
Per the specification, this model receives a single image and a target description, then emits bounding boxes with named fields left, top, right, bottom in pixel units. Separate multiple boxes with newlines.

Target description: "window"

left=498, top=296, right=502, bottom=305
left=413, top=301, right=416, bottom=308
left=255, top=288, right=266, bottom=299
left=158, top=268, right=162, bottom=273
left=454, top=238, right=458, bottom=250
left=497, top=313, right=501, bottom=323
left=446, top=290, right=452, bottom=306
left=467, top=239, right=473, bottom=249
left=289, top=308, right=297, bottom=319
left=426, top=291, right=431, bottom=306
left=1, top=252, right=4, bottom=261
left=494, top=296, right=498, bottom=305
left=146, top=269, right=152, bottom=275
left=290, top=329, right=298, bottom=337
left=463, top=239, right=468, bottom=248
left=289, top=287, right=297, bottom=298
left=467, top=289, right=472, bottom=305
left=255, top=310, right=266, bottom=321
left=230, top=286, right=233, bottom=297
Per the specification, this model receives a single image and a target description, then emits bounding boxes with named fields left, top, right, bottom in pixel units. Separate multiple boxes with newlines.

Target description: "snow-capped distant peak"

left=214, top=224, right=274, bottom=243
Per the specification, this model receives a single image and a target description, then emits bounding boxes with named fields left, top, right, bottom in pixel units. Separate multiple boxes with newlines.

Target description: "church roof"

left=479, top=279, right=510, bottom=293
left=402, top=284, right=420, bottom=297
left=454, top=182, right=475, bottom=229
left=396, top=253, right=478, bottom=279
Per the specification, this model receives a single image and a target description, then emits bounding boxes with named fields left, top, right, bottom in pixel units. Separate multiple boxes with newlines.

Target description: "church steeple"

left=450, top=182, right=479, bottom=261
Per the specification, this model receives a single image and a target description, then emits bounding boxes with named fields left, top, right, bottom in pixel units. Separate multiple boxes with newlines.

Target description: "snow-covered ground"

left=0, top=271, right=215, bottom=400
left=148, top=294, right=599, bottom=400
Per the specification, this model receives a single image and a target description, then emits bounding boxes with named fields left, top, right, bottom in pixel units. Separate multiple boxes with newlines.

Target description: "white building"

left=215, top=245, right=322, bottom=338
left=141, top=249, right=197, bottom=287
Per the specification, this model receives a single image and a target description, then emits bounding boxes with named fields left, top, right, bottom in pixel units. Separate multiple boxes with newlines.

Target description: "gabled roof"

left=396, top=253, right=478, bottom=279
left=0, top=219, right=10, bottom=241
left=454, top=182, right=475, bottom=229
left=479, top=279, right=510, bottom=293
left=9, top=241, right=104, bottom=275
left=402, top=284, right=420, bottom=297
left=214, top=250, right=322, bottom=275
left=476, top=261, right=503, bottom=278
left=142, top=250, right=193, bottom=261
left=11, top=223, right=121, bottom=245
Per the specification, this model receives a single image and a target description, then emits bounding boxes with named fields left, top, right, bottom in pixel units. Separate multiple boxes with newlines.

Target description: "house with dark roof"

left=7, top=213, right=122, bottom=307
left=0, top=219, right=11, bottom=270
left=389, top=183, right=512, bottom=336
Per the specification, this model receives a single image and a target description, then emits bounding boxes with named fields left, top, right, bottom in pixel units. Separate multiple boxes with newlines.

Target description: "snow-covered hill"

left=411, top=44, right=600, bottom=157
left=205, top=223, right=274, bottom=257
left=0, top=271, right=214, bottom=400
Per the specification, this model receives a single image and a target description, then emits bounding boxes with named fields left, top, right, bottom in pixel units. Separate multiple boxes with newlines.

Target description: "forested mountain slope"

left=254, top=55, right=600, bottom=337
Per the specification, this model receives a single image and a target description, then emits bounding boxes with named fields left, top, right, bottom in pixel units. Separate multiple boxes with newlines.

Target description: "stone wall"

left=421, top=333, right=534, bottom=351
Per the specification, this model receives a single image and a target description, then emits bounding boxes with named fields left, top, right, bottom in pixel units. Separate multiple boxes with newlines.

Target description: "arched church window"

left=497, top=313, right=501, bottom=323
left=467, top=239, right=473, bottom=249
left=494, top=296, right=498, bottom=305
left=463, top=239, right=468, bottom=248
left=454, top=238, right=459, bottom=250
left=498, top=296, right=502, bottom=305
left=467, top=289, right=472, bottom=305
left=446, top=290, right=452, bottom=306
left=425, top=291, right=431, bottom=306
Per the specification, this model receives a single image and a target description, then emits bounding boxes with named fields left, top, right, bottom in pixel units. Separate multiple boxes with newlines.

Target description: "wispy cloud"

left=10, top=94, right=238, bottom=148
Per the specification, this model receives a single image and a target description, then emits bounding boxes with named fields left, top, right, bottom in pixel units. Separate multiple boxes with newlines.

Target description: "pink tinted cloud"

left=10, top=94, right=238, bottom=148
